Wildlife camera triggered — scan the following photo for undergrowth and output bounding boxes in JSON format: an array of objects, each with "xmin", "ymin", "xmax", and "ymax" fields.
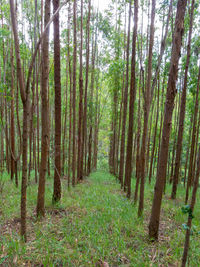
[{"xmin": 0, "ymin": 170, "xmax": 199, "ymax": 266}]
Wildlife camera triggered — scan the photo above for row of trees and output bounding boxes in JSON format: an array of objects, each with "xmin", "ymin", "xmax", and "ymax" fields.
[
  {"xmin": 0, "ymin": 0, "xmax": 200, "ymax": 265},
  {"xmin": 106, "ymin": 0, "xmax": 200, "ymax": 264},
  {"xmin": 1, "ymin": 0, "xmax": 102, "ymax": 241}
]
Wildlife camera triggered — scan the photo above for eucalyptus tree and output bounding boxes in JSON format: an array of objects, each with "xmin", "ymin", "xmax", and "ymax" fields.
[
  {"xmin": 124, "ymin": 0, "xmax": 138, "ymax": 198},
  {"xmin": 138, "ymin": 0, "xmax": 156, "ymax": 216},
  {"xmin": 10, "ymin": 0, "xmax": 32, "ymax": 241},
  {"xmin": 149, "ymin": 0, "xmax": 188, "ymax": 240},
  {"xmin": 171, "ymin": 0, "xmax": 195, "ymax": 199},
  {"xmin": 52, "ymin": 0, "xmax": 62, "ymax": 203},
  {"xmin": 118, "ymin": 0, "xmax": 131, "ymax": 187},
  {"xmin": 36, "ymin": 0, "xmax": 51, "ymax": 217}
]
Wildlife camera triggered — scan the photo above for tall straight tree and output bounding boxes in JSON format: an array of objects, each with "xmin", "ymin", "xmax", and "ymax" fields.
[
  {"xmin": 52, "ymin": 0, "xmax": 61, "ymax": 203},
  {"xmin": 87, "ymin": 24, "xmax": 97, "ymax": 176},
  {"xmin": 185, "ymin": 65, "xmax": 200, "ymax": 204},
  {"xmin": 77, "ymin": 0, "xmax": 83, "ymax": 181},
  {"xmin": 82, "ymin": 0, "xmax": 91, "ymax": 177},
  {"xmin": 10, "ymin": 0, "xmax": 30, "ymax": 241},
  {"xmin": 124, "ymin": 0, "xmax": 138, "ymax": 198},
  {"xmin": 10, "ymin": 42, "xmax": 17, "ymax": 185},
  {"xmin": 138, "ymin": 0, "xmax": 156, "ymax": 217},
  {"xmin": 181, "ymin": 145, "xmax": 200, "ymax": 267},
  {"xmin": 118, "ymin": 0, "xmax": 131, "ymax": 187},
  {"xmin": 149, "ymin": 0, "xmax": 187, "ymax": 240},
  {"xmin": 36, "ymin": 0, "xmax": 50, "ymax": 216},
  {"xmin": 72, "ymin": 0, "xmax": 77, "ymax": 186},
  {"xmin": 171, "ymin": 0, "xmax": 195, "ymax": 199}
]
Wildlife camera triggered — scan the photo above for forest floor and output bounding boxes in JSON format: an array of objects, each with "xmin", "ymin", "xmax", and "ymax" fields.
[{"xmin": 0, "ymin": 171, "xmax": 200, "ymax": 267}]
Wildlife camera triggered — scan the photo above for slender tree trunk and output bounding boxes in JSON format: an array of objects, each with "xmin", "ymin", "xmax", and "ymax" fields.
[
  {"xmin": 134, "ymin": 68, "xmax": 142, "ymax": 203},
  {"xmin": 77, "ymin": 0, "xmax": 83, "ymax": 181},
  {"xmin": 36, "ymin": 0, "xmax": 50, "ymax": 217},
  {"xmin": 181, "ymin": 145, "xmax": 200, "ymax": 267},
  {"xmin": 53, "ymin": 0, "xmax": 61, "ymax": 203},
  {"xmin": 169, "ymin": 94, "xmax": 179, "ymax": 184},
  {"xmin": 67, "ymin": 2, "xmax": 72, "ymax": 187},
  {"xmin": 149, "ymin": 79, "xmax": 160, "ymax": 184},
  {"xmin": 119, "ymin": 0, "xmax": 131, "ymax": 187},
  {"xmin": 10, "ymin": 0, "xmax": 30, "ymax": 241},
  {"xmin": 72, "ymin": 0, "xmax": 77, "ymax": 186},
  {"xmin": 138, "ymin": 0, "xmax": 156, "ymax": 217},
  {"xmin": 93, "ymin": 79, "xmax": 99, "ymax": 170},
  {"xmin": 125, "ymin": 0, "xmax": 138, "ymax": 199},
  {"xmin": 87, "ymin": 26, "xmax": 97, "ymax": 175},
  {"xmin": 149, "ymin": 0, "xmax": 187, "ymax": 240},
  {"xmin": 62, "ymin": 59, "xmax": 68, "ymax": 175},
  {"xmin": 185, "ymin": 65, "xmax": 200, "ymax": 204},
  {"xmin": 10, "ymin": 43, "xmax": 16, "ymax": 184},
  {"xmin": 171, "ymin": 0, "xmax": 195, "ymax": 199},
  {"xmin": 82, "ymin": 0, "xmax": 91, "ymax": 177}
]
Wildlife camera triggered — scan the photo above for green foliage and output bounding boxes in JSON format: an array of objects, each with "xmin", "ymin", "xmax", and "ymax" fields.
[
  {"xmin": 181, "ymin": 205, "xmax": 194, "ymax": 219},
  {"xmin": 0, "ymin": 27, "xmax": 10, "ymax": 39}
]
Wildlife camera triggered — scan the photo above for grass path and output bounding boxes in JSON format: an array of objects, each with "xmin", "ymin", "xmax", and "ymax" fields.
[{"xmin": 0, "ymin": 171, "xmax": 200, "ymax": 266}]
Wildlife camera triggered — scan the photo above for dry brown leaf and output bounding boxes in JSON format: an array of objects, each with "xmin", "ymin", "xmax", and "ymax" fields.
[{"xmin": 13, "ymin": 255, "xmax": 18, "ymax": 264}]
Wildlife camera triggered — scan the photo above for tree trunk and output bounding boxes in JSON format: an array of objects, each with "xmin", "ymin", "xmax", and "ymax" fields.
[
  {"xmin": 53, "ymin": 0, "xmax": 61, "ymax": 203},
  {"xmin": 125, "ymin": 0, "xmax": 138, "ymax": 199},
  {"xmin": 36, "ymin": 0, "xmax": 50, "ymax": 217},
  {"xmin": 77, "ymin": 0, "xmax": 83, "ymax": 181},
  {"xmin": 138, "ymin": 0, "xmax": 156, "ymax": 217},
  {"xmin": 149, "ymin": 0, "xmax": 187, "ymax": 240},
  {"xmin": 82, "ymin": 0, "xmax": 91, "ymax": 177},
  {"xmin": 10, "ymin": 0, "xmax": 30, "ymax": 241},
  {"xmin": 72, "ymin": 0, "xmax": 77, "ymax": 186},
  {"xmin": 171, "ymin": 0, "xmax": 195, "ymax": 199},
  {"xmin": 181, "ymin": 145, "xmax": 200, "ymax": 267},
  {"xmin": 185, "ymin": 65, "xmax": 200, "ymax": 204},
  {"xmin": 10, "ymin": 43, "xmax": 16, "ymax": 184},
  {"xmin": 118, "ymin": 0, "xmax": 131, "ymax": 187}
]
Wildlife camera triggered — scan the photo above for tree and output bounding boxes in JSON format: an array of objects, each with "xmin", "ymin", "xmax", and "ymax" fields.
[
  {"xmin": 181, "ymin": 145, "xmax": 200, "ymax": 267},
  {"xmin": 138, "ymin": 0, "xmax": 156, "ymax": 216},
  {"xmin": 36, "ymin": 0, "xmax": 50, "ymax": 217},
  {"xmin": 10, "ymin": 0, "xmax": 31, "ymax": 241},
  {"xmin": 118, "ymin": 0, "xmax": 131, "ymax": 188},
  {"xmin": 72, "ymin": 0, "xmax": 77, "ymax": 186},
  {"xmin": 149, "ymin": 0, "xmax": 187, "ymax": 240},
  {"xmin": 52, "ymin": 0, "xmax": 61, "ymax": 203},
  {"xmin": 171, "ymin": 0, "xmax": 195, "ymax": 199},
  {"xmin": 124, "ymin": 0, "xmax": 138, "ymax": 199}
]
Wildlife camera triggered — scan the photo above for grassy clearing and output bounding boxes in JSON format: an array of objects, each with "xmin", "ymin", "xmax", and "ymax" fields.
[{"xmin": 0, "ymin": 171, "xmax": 200, "ymax": 266}]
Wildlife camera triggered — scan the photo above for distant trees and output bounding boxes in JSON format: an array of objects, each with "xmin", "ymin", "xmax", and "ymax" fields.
[
  {"xmin": 2, "ymin": 0, "xmax": 200, "ymax": 264},
  {"xmin": 7, "ymin": 0, "xmax": 101, "ymax": 239}
]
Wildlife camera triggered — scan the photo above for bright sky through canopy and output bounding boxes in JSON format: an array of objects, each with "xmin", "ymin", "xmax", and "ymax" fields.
[{"xmin": 93, "ymin": 0, "xmax": 110, "ymax": 12}]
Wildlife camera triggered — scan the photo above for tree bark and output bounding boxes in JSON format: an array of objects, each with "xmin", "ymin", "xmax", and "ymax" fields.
[
  {"xmin": 181, "ymin": 145, "xmax": 200, "ymax": 267},
  {"xmin": 138, "ymin": 0, "xmax": 156, "ymax": 217},
  {"xmin": 171, "ymin": 0, "xmax": 195, "ymax": 199},
  {"xmin": 125, "ymin": 0, "xmax": 138, "ymax": 199},
  {"xmin": 72, "ymin": 0, "xmax": 77, "ymax": 186},
  {"xmin": 77, "ymin": 0, "xmax": 83, "ymax": 181},
  {"xmin": 36, "ymin": 0, "xmax": 50, "ymax": 217},
  {"xmin": 10, "ymin": 0, "xmax": 30, "ymax": 241},
  {"xmin": 149, "ymin": 0, "xmax": 187, "ymax": 240},
  {"xmin": 185, "ymin": 65, "xmax": 200, "ymax": 204},
  {"xmin": 118, "ymin": 0, "xmax": 131, "ymax": 187},
  {"xmin": 53, "ymin": 0, "xmax": 62, "ymax": 203}
]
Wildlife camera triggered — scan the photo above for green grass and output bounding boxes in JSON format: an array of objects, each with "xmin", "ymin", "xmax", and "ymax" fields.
[{"xmin": 0, "ymin": 171, "xmax": 200, "ymax": 266}]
